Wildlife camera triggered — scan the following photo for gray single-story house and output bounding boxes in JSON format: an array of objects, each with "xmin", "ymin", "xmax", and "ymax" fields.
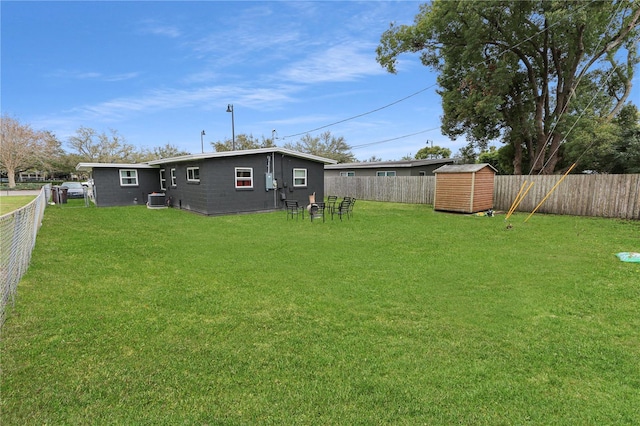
[
  {"xmin": 324, "ymin": 158, "xmax": 456, "ymax": 177},
  {"xmin": 77, "ymin": 147, "xmax": 337, "ymax": 216}
]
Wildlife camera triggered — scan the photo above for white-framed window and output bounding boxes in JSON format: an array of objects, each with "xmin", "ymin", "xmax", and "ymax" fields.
[
  {"xmin": 419, "ymin": 171, "xmax": 427, "ymax": 176},
  {"xmin": 340, "ymin": 171, "xmax": 355, "ymax": 177},
  {"xmin": 293, "ymin": 168, "xmax": 307, "ymax": 187},
  {"xmin": 376, "ymin": 171, "xmax": 396, "ymax": 177},
  {"xmin": 187, "ymin": 167, "xmax": 200, "ymax": 183},
  {"xmin": 119, "ymin": 169, "xmax": 138, "ymax": 186},
  {"xmin": 159, "ymin": 169, "xmax": 166, "ymax": 190},
  {"xmin": 170, "ymin": 168, "xmax": 177, "ymax": 187},
  {"xmin": 235, "ymin": 167, "xmax": 253, "ymax": 188}
]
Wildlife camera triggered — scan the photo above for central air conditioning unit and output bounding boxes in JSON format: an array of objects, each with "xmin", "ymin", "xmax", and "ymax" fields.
[{"xmin": 147, "ymin": 193, "xmax": 167, "ymax": 209}]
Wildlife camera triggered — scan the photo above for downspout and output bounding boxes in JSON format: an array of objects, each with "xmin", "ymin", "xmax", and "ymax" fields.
[{"xmin": 272, "ymin": 152, "xmax": 276, "ymax": 208}]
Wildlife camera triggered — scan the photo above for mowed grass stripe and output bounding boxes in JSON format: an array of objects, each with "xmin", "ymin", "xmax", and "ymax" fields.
[{"xmin": 2, "ymin": 201, "xmax": 639, "ymax": 424}]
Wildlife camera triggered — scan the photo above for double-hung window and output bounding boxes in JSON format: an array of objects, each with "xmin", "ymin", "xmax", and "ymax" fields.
[
  {"xmin": 376, "ymin": 171, "xmax": 396, "ymax": 177},
  {"xmin": 186, "ymin": 167, "xmax": 200, "ymax": 183},
  {"xmin": 235, "ymin": 167, "xmax": 253, "ymax": 188},
  {"xmin": 119, "ymin": 169, "xmax": 138, "ymax": 186},
  {"xmin": 159, "ymin": 169, "xmax": 166, "ymax": 190},
  {"xmin": 293, "ymin": 168, "xmax": 307, "ymax": 187},
  {"xmin": 170, "ymin": 168, "xmax": 177, "ymax": 187},
  {"xmin": 340, "ymin": 171, "xmax": 355, "ymax": 177}
]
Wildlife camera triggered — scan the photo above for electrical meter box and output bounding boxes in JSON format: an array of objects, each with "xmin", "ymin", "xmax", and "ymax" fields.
[{"xmin": 265, "ymin": 173, "xmax": 274, "ymax": 190}]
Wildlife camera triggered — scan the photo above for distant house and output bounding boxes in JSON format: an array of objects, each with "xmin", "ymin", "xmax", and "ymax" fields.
[
  {"xmin": 324, "ymin": 158, "xmax": 456, "ymax": 177},
  {"xmin": 76, "ymin": 147, "xmax": 337, "ymax": 216}
]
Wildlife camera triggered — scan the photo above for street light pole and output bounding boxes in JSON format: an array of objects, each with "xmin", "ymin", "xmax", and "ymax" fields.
[
  {"xmin": 226, "ymin": 104, "xmax": 235, "ymax": 150},
  {"xmin": 201, "ymin": 130, "xmax": 206, "ymax": 153}
]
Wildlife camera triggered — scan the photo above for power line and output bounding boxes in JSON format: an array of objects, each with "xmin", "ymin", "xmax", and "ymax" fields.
[
  {"xmin": 280, "ymin": 85, "xmax": 435, "ymax": 139},
  {"xmin": 281, "ymin": 0, "xmax": 598, "ymax": 157},
  {"xmin": 350, "ymin": 127, "xmax": 441, "ymax": 150},
  {"xmin": 528, "ymin": 0, "xmax": 625, "ymax": 175}
]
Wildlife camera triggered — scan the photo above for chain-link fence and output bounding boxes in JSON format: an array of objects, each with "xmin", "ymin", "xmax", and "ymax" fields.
[{"xmin": 0, "ymin": 186, "xmax": 47, "ymax": 329}]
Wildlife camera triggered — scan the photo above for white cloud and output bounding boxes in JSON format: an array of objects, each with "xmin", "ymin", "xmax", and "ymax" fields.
[
  {"xmin": 138, "ymin": 20, "xmax": 181, "ymax": 38},
  {"xmin": 280, "ymin": 42, "xmax": 385, "ymax": 84},
  {"xmin": 49, "ymin": 70, "xmax": 140, "ymax": 82},
  {"xmin": 48, "ymin": 83, "xmax": 298, "ymax": 125},
  {"xmin": 103, "ymin": 72, "xmax": 141, "ymax": 82}
]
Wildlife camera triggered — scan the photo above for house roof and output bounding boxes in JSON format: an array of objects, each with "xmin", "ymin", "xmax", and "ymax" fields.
[
  {"xmin": 76, "ymin": 162, "xmax": 156, "ymax": 172},
  {"xmin": 77, "ymin": 147, "xmax": 337, "ymax": 171},
  {"xmin": 433, "ymin": 163, "xmax": 498, "ymax": 174},
  {"xmin": 146, "ymin": 147, "xmax": 337, "ymax": 166},
  {"xmin": 325, "ymin": 158, "xmax": 455, "ymax": 170}
]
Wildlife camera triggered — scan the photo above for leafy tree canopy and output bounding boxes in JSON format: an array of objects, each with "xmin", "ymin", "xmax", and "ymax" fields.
[
  {"xmin": 0, "ymin": 115, "xmax": 61, "ymax": 187},
  {"xmin": 135, "ymin": 143, "xmax": 190, "ymax": 162},
  {"xmin": 415, "ymin": 144, "xmax": 451, "ymax": 159},
  {"xmin": 377, "ymin": 0, "xmax": 640, "ymax": 174},
  {"xmin": 477, "ymin": 146, "xmax": 513, "ymax": 175},
  {"xmin": 67, "ymin": 126, "xmax": 138, "ymax": 163},
  {"xmin": 212, "ymin": 134, "xmax": 275, "ymax": 152},
  {"xmin": 283, "ymin": 131, "xmax": 356, "ymax": 163},
  {"xmin": 562, "ymin": 103, "xmax": 640, "ymax": 173}
]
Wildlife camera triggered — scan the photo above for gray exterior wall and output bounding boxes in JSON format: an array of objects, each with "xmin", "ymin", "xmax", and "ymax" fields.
[
  {"xmin": 277, "ymin": 153, "xmax": 325, "ymax": 208},
  {"xmin": 92, "ymin": 167, "xmax": 160, "ymax": 207},
  {"xmin": 90, "ymin": 153, "xmax": 326, "ymax": 215}
]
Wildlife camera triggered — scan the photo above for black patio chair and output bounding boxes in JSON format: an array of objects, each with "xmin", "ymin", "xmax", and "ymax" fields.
[
  {"xmin": 347, "ymin": 198, "xmax": 356, "ymax": 218},
  {"xmin": 285, "ymin": 200, "xmax": 304, "ymax": 220},
  {"xmin": 326, "ymin": 195, "xmax": 338, "ymax": 215},
  {"xmin": 332, "ymin": 199, "xmax": 351, "ymax": 221},
  {"xmin": 310, "ymin": 202, "xmax": 326, "ymax": 222}
]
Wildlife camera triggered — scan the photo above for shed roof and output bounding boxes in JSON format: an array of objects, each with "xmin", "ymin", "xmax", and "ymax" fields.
[
  {"xmin": 325, "ymin": 158, "xmax": 455, "ymax": 170},
  {"xmin": 433, "ymin": 163, "xmax": 497, "ymax": 174},
  {"xmin": 77, "ymin": 147, "xmax": 337, "ymax": 172}
]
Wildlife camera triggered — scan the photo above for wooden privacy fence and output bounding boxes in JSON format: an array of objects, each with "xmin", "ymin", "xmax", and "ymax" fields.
[
  {"xmin": 494, "ymin": 174, "xmax": 640, "ymax": 219},
  {"xmin": 325, "ymin": 174, "xmax": 640, "ymax": 220},
  {"xmin": 325, "ymin": 176, "xmax": 436, "ymax": 205}
]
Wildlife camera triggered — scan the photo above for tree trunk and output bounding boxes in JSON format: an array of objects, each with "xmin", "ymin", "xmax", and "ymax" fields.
[
  {"xmin": 530, "ymin": 131, "xmax": 548, "ymax": 175},
  {"xmin": 7, "ymin": 168, "xmax": 16, "ymax": 188},
  {"xmin": 542, "ymin": 132, "xmax": 563, "ymax": 174},
  {"xmin": 513, "ymin": 140, "xmax": 522, "ymax": 175}
]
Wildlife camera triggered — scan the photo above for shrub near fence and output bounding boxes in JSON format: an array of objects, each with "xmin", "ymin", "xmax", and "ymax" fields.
[
  {"xmin": 325, "ymin": 174, "xmax": 640, "ymax": 220},
  {"xmin": 0, "ymin": 187, "xmax": 47, "ymax": 328}
]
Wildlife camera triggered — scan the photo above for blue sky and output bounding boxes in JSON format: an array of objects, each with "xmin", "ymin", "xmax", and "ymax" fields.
[
  {"xmin": 2, "ymin": 1, "xmax": 451, "ymax": 161},
  {"xmin": 3, "ymin": 2, "xmax": 637, "ymax": 162}
]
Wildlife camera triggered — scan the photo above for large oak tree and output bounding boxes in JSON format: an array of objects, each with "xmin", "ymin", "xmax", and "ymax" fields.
[
  {"xmin": 67, "ymin": 126, "xmax": 137, "ymax": 163},
  {"xmin": 283, "ymin": 131, "xmax": 355, "ymax": 163},
  {"xmin": 0, "ymin": 116, "xmax": 60, "ymax": 188},
  {"xmin": 377, "ymin": 0, "xmax": 640, "ymax": 174}
]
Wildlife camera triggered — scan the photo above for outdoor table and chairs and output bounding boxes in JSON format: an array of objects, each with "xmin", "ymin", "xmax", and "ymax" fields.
[{"xmin": 285, "ymin": 195, "xmax": 355, "ymax": 222}]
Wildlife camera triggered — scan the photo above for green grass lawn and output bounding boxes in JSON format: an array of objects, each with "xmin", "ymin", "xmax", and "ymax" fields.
[
  {"xmin": 0, "ymin": 196, "xmax": 37, "ymax": 215},
  {"xmin": 2, "ymin": 202, "xmax": 639, "ymax": 424}
]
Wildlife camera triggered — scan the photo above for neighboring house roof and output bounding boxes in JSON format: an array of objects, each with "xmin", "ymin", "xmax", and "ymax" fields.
[
  {"xmin": 77, "ymin": 147, "xmax": 337, "ymax": 172},
  {"xmin": 433, "ymin": 163, "xmax": 498, "ymax": 173},
  {"xmin": 325, "ymin": 158, "xmax": 455, "ymax": 170}
]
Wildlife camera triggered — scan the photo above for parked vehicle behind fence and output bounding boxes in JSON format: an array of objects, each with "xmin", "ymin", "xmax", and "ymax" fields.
[{"xmin": 60, "ymin": 182, "xmax": 85, "ymax": 198}]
